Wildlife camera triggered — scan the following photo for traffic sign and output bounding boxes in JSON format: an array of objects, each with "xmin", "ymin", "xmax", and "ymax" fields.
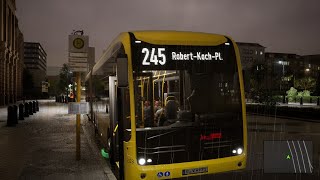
[
  {"xmin": 69, "ymin": 62, "xmax": 88, "ymax": 68},
  {"xmin": 69, "ymin": 67, "xmax": 88, "ymax": 72},
  {"xmin": 69, "ymin": 35, "xmax": 89, "ymax": 53},
  {"xmin": 68, "ymin": 102, "xmax": 89, "ymax": 114},
  {"xmin": 69, "ymin": 52, "xmax": 88, "ymax": 58},
  {"xmin": 69, "ymin": 57, "xmax": 88, "ymax": 63}
]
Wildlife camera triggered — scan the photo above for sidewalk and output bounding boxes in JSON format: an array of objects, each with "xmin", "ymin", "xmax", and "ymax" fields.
[
  {"xmin": 246, "ymin": 102, "xmax": 320, "ymax": 109},
  {"xmin": 0, "ymin": 100, "xmax": 114, "ymax": 180}
]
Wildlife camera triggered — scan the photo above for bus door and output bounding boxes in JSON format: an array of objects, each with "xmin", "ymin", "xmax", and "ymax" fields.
[
  {"xmin": 108, "ymin": 76, "xmax": 119, "ymax": 166},
  {"xmin": 134, "ymin": 72, "xmax": 154, "ymax": 128}
]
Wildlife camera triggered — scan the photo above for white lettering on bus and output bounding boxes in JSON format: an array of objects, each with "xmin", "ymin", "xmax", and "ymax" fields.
[
  {"xmin": 172, "ymin": 52, "xmax": 223, "ymax": 61},
  {"xmin": 172, "ymin": 52, "xmax": 194, "ymax": 60}
]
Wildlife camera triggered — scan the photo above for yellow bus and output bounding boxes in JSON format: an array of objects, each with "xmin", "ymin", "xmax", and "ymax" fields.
[{"xmin": 86, "ymin": 31, "xmax": 247, "ymax": 180}]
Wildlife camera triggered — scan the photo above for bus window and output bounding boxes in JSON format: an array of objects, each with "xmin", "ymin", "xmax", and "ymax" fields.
[{"xmin": 134, "ymin": 73, "xmax": 154, "ymax": 128}]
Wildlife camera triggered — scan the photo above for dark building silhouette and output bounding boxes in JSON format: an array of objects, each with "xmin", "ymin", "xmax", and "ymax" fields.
[
  {"xmin": 24, "ymin": 42, "xmax": 47, "ymax": 98},
  {"xmin": 0, "ymin": 0, "xmax": 24, "ymax": 105},
  {"xmin": 237, "ymin": 42, "xmax": 266, "ymax": 94}
]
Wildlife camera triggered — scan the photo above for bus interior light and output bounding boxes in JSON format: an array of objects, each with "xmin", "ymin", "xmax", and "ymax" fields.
[{"xmin": 138, "ymin": 158, "xmax": 146, "ymax": 165}]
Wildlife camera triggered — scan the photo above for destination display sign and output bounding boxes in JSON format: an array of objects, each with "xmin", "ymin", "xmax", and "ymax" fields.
[{"xmin": 130, "ymin": 35, "xmax": 235, "ymax": 71}]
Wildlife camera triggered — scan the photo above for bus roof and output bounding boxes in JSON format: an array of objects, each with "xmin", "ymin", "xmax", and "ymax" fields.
[{"xmin": 130, "ymin": 31, "xmax": 230, "ymax": 46}]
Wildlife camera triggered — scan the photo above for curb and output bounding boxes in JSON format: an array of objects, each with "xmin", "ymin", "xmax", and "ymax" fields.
[{"xmin": 82, "ymin": 116, "xmax": 117, "ymax": 180}]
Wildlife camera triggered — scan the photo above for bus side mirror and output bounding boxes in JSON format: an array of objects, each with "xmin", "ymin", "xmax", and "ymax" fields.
[{"xmin": 117, "ymin": 55, "xmax": 128, "ymax": 87}]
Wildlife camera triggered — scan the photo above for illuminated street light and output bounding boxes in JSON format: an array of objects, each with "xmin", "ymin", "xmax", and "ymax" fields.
[
  {"xmin": 305, "ymin": 68, "xmax": 310, "ymax": 72},
  {"xmin": 278, "ymin": 61, "xmax": 283, "ymax": 64}
]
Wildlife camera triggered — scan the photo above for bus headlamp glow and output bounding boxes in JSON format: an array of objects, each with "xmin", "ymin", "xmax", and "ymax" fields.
[
  {"xmin": 232, "ymin": 148, "xmax": 243, "ymax": 155},
  {"xmin": 138, "ymin": 158, "xmax": 146, "ymax": 165},
  {"xmin": 237, "ymin": 148, "xmax": 243, "ymax": 155}
]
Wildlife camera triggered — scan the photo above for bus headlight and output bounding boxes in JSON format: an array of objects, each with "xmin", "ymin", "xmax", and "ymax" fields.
[
  {"xmin": 138, "ymin": 158, "xmax": 146, "ymax": 165},
  {"xmin": 232, "ymin": 148, "xmax": 243, "ymax": 155},
  {"xmin": 147, "ymin": 158, "xmax": 152, "ymax": 163}
]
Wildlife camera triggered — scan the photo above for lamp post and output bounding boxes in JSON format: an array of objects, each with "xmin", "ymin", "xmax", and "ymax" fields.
[{"xmin": 278, "ymin": 60, "xmax": 285, "ymax": 91}]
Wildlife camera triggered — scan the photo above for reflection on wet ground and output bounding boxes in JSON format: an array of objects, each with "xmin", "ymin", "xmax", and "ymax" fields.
[{"xmin": 175, "ymin": 114, "xmax": 320, "ymax": 180}]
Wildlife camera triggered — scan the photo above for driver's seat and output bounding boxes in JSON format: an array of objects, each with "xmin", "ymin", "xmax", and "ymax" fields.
[{"xmin": 165, "ymin": 100, "xmax": 178, "ymax": 120}]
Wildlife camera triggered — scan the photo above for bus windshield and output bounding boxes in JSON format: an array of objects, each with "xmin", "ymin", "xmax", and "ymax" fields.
[{"xmin": 131, "ymin": 36, "xmax": 244, "ymax": 165}]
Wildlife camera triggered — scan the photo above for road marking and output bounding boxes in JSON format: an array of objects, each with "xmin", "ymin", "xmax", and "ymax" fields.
[
  {"xmin": 303, "ymin": 140, "xmax": 313, "ymax": 173},
  {"xmin": 286, "ymin": 140, "xmax": 297, "ymax": 173},
  {"xmin": 292, "ymin": 141, "xmax": 301, "ymax": 173},
  {"xmin": 297, "ymin": 141, "xmax": 307, "ymax": 173}
]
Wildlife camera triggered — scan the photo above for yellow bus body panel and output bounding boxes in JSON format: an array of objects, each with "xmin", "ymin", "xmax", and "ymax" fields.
[{"xmin": 124, "ymin": 141, "xmax": 246, "ymax": 180}]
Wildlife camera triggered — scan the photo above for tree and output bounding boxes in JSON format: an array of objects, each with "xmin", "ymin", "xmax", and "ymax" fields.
[
  {"xmin": 58, "ymin": 64, "xmax": 73, "ymax": 95},
  {"xmin": 248, "ymin": 63, "xmax": 270, "ymax": 102},
  {"xmin": 294, "ymin": 77, "xmax": 316, "ymax": 91},
  {"xmin": 314, "ymin": 73, "xmax": 320, "ymax": 95}
]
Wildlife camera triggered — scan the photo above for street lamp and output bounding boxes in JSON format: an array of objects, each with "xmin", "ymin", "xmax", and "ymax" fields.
[{"xmin": 278, "ymin": 60, "xmax": 285, "ymax": 91}]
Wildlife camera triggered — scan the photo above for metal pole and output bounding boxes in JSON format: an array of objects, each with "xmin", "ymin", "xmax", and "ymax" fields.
[
  {"xmin": 89, "ymin": 71, "xmax": 93, "ymax": 121},
  {"xmin": 76, "ymin": 72, "xmax": 81, "ymax": 160}
]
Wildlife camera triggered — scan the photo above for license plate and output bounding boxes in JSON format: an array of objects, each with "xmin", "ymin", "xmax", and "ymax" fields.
[{"xmin": 182, "ymin": 167, "xmax": 208, "ymax": 175}]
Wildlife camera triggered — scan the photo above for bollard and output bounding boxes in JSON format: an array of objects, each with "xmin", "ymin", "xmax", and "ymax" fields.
[
  {"xmin": 13, "ymin": 105, "xmax": 18, "ymax": 124},
  {"xmin": 33, "ymin": 101, "xmax": 36, "ymax": 113},
  {"xmin": 282, "ymin": 95, "xmax": 286, "ymax": 104},
  {"xmin": 7, "ymin": 106, "xmax": 15, "ymax": 127},
  {"xmin": 29, "ymin": 102, "xmax": 33, "ymax": 115},
  {"xmin": 317, "ymin": 97, "xmax": 320, "ymax": 106},
  {"xmin": 55, "ymin": 96, "xmax": 58, "ymax": 102},
  {"xmin": 36, "ymin": 101, "xmax": 39, "ymax": 111},
  {"xmin": 310, "ymin": 97, "xmax": 312, "ymax": 103},
  {"xmin": 19, "ymin": 104, "xmax": 24, "ymax": 120},
  {"xmin": 300, "ymin": 97, "xmax": 303, "ymax": 105},
  {"xmin": 285, "ymin": 97, "xmax": 288, "ymax": 104},
  {"xmin": 24, "ymin": 103, "xmax": 29, "ymax": 117}
]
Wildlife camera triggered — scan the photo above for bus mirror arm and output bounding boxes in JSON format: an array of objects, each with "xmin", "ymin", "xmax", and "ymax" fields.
[{"xmin": 117, "ymin": 55, "xmax": 128, "ymax": 87}]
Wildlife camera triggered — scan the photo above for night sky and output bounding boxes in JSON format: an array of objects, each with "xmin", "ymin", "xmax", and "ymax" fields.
[{"xmin": 16, "ymin": 0, "xmax": 320, "ymax": 67}]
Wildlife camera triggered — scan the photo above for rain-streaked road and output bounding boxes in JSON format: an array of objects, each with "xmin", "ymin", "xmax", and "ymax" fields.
[{"xmin": 178, "ymin": 114, "xmax": 320, "ymax": 180}]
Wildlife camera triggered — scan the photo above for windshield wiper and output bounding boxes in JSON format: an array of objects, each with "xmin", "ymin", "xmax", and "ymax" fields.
[{"xmin": 147, "ymin": 129, "xmax": 179, "ymax": 140}]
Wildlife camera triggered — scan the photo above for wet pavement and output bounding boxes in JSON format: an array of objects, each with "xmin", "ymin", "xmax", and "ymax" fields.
[
  {"xmin": 1, "ymin": 100, "xmax": 320, "ymax": 180},
  {"xmin": 0, "ymin": 100, "xmax": 114, "ymax": 180}
]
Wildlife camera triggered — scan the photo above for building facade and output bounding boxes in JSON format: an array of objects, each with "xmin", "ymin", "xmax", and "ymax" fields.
[
  {"xmin": 302, "ymin": 54, "xmax": 320, "ymax": 78},
  {"xmin": 0, "ymin": 0, "xmax": 24, "ymax": 105},
  {"xmin": 237, "ymin": 42, "xmax": 266, "ymax": 70},
  {"xmin": 24, "ymin": 42, "xmax": 47, "ymax": 98},
  {"xmin": 236, "ymin": 42, "xmax": 266, "ymax": 93}
]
